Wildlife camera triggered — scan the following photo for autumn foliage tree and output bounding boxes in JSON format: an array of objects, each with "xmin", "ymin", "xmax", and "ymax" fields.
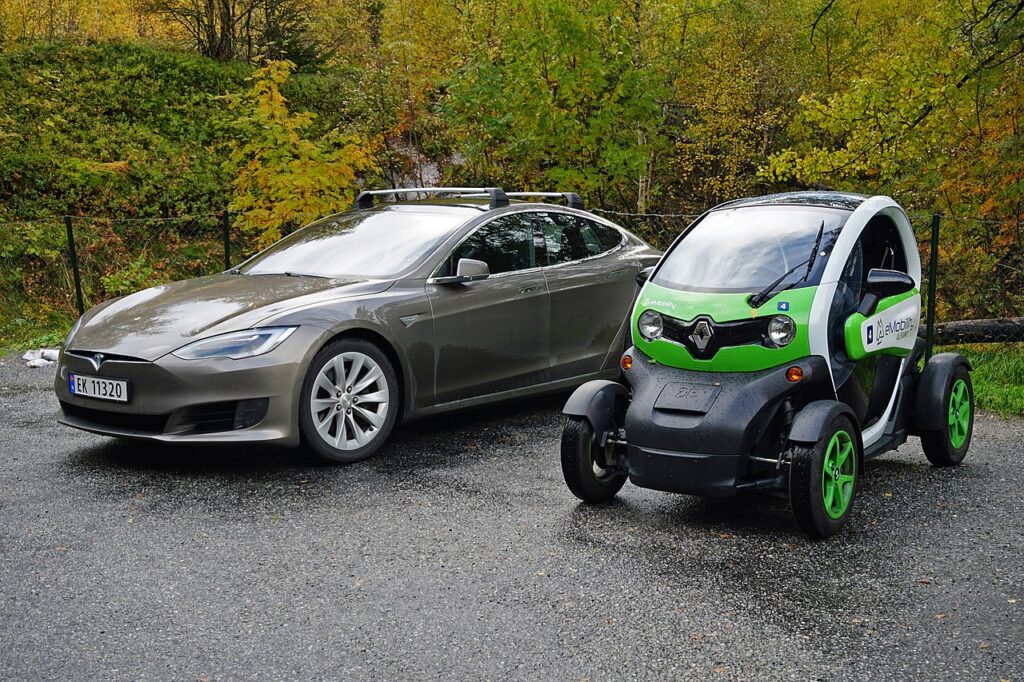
[{"xmin": 226, "ymin": 60, "xmax": 375, "ymax": 247}]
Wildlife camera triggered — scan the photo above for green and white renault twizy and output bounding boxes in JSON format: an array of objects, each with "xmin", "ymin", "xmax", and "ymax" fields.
[{"xmin": 560, "ymin": 192, "xmax": 973, "ymax": 538}]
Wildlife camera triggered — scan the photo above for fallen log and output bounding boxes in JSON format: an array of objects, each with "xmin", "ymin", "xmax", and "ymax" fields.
[{"xmin": 931, "ymin": 317, "xmax": 1024, "ymax": 345}]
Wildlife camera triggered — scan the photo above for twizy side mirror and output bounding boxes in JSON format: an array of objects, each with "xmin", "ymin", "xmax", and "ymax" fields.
[
  {"xmin": 636, "ymin": 266, "xmax": 655, "ymax": 286},
  {"xmin": 433, "ymin": 258, "xmax": 490, "ymax": 285},
  {"xmin": 858, "ymin": 268, "xmax": 915, "ymax": 316}
]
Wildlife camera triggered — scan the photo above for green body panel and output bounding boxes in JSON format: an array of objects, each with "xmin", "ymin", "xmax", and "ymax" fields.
[
  {"xmin": 631, "ymin": 282, "xmax": 816, "ymax": 372},
  {"xmin": 842, "ymin": 289, "xmax": 919, "ymax": 360}
]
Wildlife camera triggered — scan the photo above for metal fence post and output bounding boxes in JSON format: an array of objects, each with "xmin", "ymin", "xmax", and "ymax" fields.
[
  {"xmin": 64, "ymin": 215, "xmax": 85, "ymax": 315},
  {"xmin": 925, "ymin": 213, "xmax": 941, "ymax": 360},
  {"xmin": 222, "ymin": 209, "xmax": 231, "ymax": 270}
]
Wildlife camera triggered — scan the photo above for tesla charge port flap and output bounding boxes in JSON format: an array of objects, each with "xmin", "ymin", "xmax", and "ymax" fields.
[{"xmin": 654, "ymin": 382, "xmax": 721, "ymax": 414}]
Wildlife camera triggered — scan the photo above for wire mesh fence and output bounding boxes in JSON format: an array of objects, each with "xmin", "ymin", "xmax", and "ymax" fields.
[
  {"xmin": 0, "ymin": 204, "xmax": 1021, "ymax": 348},
  {"xmin": 0, "ymin": 212, "xmax": 261, "ymax": 340}
]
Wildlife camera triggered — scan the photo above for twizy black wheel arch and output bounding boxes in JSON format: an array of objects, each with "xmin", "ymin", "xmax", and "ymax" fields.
[
  {"xmin": 562, "ymin": 379, "xmax": 629, "ymax": 445},
  {"xmin": 788, "ymin": 400, "xmax": 863, "ymax": 455},
  {"xmin": 913, "ymin": 352, "xmax": 973, "ymax": 433}
]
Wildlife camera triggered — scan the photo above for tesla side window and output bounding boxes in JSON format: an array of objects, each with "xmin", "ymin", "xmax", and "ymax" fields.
[
  {"xmin": 539, "ymin": 213, "xmax": 621, "ymax": 265},
  {"xmin": 438, "ymin": 213, "xmax": 536, "ymax": 276}
]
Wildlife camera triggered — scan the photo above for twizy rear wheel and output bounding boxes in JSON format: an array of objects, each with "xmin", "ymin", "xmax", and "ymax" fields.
[
  {"xmin": 560, "ymin": 417, "xmax": 627, "ymax": 503},
  {"xmin": 788, "ymin": 415, "xmax": 860, "ymax": 539},
  {"xmin": 921, "ymin": 365, "xmax": 973, "ymax": 467}
]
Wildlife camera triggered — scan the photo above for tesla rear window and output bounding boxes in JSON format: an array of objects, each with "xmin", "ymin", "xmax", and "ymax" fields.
[{"xmin": 239, "ymin": 210, "xmax": 467, "ymax": 278}]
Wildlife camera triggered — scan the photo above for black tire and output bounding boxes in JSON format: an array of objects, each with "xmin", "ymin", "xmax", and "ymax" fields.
[
  {"xmin": 298, "ymin": 338, "xmax": 400, "ymax": 464},
  {"xmin": 788, "ymin": 415, "xmax": 860, "ymax": 540},
  {"xmin": 921, "ymin": 364, "xmax": 973, "ymax": 467},
  {"xmin": 560, "ymin": 417, "xmax": 627, "ymax": 503}
]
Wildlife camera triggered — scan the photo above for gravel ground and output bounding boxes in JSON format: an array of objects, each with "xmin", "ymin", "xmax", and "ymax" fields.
[{"xmin": 1, "ymin": 355, "xmax": 1021, "ymax": 680}]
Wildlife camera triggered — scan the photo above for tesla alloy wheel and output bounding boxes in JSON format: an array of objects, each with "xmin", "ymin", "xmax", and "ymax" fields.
[{"xmin": 299, "ymin": 338, "xmax": 399, "ymax": 463}]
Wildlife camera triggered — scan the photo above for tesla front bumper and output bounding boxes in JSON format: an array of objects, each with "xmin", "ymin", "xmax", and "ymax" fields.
[
  {"xmin": 623, "ymin": 349, "xmax": 832, "ymax": 496},
  {"xmin": 54, "ymin": 326, "xmax": 324, "ymax": 445}
]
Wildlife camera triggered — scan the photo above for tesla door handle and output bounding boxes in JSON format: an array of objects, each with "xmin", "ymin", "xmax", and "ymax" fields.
[
  {"xmin": 605, "ymin": 268, "xmax": 628, "ymax": 279},
  {"xmin": 519, "ymin": 286, "xmax": 539, "ymax": 295}
]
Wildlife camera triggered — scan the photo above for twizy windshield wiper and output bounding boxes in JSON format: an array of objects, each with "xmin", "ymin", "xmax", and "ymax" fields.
[{"xmin": 747, "ymin": 220, "xmax": 825, "ymax": 309}]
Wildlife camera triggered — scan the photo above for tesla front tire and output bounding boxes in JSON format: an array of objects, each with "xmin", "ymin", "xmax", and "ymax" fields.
[{"xmin": 299, "ymin": 338, "xmax": 399, "ymax": 464}]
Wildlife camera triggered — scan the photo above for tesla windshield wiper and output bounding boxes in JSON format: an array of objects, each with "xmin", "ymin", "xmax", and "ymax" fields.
[{"xmin": 747, "ymin": 220, "xmax": 825, "ymax": 309}]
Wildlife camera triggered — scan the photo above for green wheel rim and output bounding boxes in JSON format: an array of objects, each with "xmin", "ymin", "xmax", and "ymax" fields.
[
  {"xmin": 822, "ymin": 430, "xmax": 856, "ymax": 520},
  {"xmin": 948, "ymin": 378, "xmax": 970, "ymax": 449}
]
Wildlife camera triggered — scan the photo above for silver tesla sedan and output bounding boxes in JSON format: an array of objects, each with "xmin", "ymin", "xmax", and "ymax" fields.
[{"xmin": 55, "ymin": 188, "xmax": 662, "ymax": 462}]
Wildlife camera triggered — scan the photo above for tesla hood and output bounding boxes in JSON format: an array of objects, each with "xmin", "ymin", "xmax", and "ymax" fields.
[{"xmin": 68, "ymin": 273, "xmax": 390, "ymax": 361}]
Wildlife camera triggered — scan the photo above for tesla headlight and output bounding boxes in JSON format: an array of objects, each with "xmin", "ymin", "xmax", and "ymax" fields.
[
  {"xmin": 64, "ymin": 316, "xmax": 83, "ymax": 348},
  {"xmin": 638, "ymin": 310, "xmax": 664, "ymax": 341},
  {"xmin": 767, "ymin": 315, "xmax": 796, "ymax": 347},
  {"xmin": 172, "ymin": 327, "xmax": 298, "ymax": 360}
]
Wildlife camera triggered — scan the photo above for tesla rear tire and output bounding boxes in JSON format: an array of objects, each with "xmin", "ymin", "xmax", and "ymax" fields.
[
  {"xmin": 560, "ymin": 417, "xmax": 627, "ymax": 503},
  {"xmin": 299, "ymin": 338, "xmax": 399, "ymax": 464}
]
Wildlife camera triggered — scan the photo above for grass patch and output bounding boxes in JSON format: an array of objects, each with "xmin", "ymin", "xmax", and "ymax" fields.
[
  {"xmin": 942, "ymin": 344, "xmax": 1024, "ymax": 416},
  {"xmin": 0, "ymin": 307, "xmax": 74, "ymax": 355}
]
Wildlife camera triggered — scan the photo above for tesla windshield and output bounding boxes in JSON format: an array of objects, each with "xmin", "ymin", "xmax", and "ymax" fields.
[
  {"xmin": 239, "ymin": 209, "xmax": 468, "ymax": 278},
  {"xmin": 652, "ymin": 206, "xmax": 848, "ymax": 294}
]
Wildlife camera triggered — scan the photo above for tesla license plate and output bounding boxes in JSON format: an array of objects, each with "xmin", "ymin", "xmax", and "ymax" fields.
[
  {"xmin": 654, "ymin": 382, "xmax": 720, "ymax": 413},
  {"xmin": 68, "ymin": 373, "xmax": 129, "ymax": 403}
]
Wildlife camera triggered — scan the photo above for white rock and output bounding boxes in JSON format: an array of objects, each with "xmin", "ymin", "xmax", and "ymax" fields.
[
  {"xmin": 40, "ymin": 348, "xmax": 60, "ymax": 361},
  {"xmin": 26, "ymin": 358, "xmax": 54, "ymax": 368},
  {"xmin": 21, "ymin": 350, "xmax": 42, "ymax": 361}
]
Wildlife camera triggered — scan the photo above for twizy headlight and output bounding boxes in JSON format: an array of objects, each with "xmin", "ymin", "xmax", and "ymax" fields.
[
  {"xmin": 172, "ymin": 327, "xmax": 297, "ymax": 360},
  {"xmin": 638, "ymin": 310, "xmax": 664, "ymax": 341},
  {"xmin": 767, "ymin": 315, "xmax": 796, "ymax": 347}
]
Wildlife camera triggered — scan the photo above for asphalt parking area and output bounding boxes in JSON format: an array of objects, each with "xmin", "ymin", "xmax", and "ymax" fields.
[{"xmin": 1, "ymin": 355, "xmax": 1021, "ymax": 680}]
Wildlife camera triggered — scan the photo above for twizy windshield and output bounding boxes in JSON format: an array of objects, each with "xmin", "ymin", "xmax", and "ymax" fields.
[
  {"xmin": 653, "ymin": 205, "xmax": 849, "ymax": 294},
  {"xmin": 239, "ymin": 209, "xmax": 467, "ymax": 278}
]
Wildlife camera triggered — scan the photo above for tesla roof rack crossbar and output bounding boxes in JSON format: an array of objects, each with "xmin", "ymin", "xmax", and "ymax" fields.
[
  {"xmin": 463, "ymin": 191, "xmax": 584, "ymax": 210},
  {"xmin": 354, "ymin": 187, "xmax": 510, "ymax": 210}
]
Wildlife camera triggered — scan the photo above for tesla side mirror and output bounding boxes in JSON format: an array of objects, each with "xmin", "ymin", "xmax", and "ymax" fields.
[
  {"xmin": 858, "ymin": 268, "xmax": 915, "ymax": 316},
  {"xmin": 433, "ymin": 258, "xmax": 490, "ymax": 285},
  {"xmin": 636, "ymin": 266, "xmax": 655, "ymax": 286}
]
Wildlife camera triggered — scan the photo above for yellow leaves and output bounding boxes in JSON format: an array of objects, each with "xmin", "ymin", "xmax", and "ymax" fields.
[{"xmin": 226, "ymin": 60, "xmax": 377, "ymax": 249}]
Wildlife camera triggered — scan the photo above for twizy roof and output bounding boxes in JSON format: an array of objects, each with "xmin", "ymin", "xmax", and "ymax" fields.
[{"xmin": 712, "ymin": 191, "xmax": 868, "ymax": 212}]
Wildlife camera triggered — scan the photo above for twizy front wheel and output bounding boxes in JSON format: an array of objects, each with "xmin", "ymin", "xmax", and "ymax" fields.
[
  {"xmin": 788, "ymin": 415, "xmax": 860, "ymax": 539},
  {"xmin": 560, "ymin": 417, "xmax": 627, "ymax": 503}
]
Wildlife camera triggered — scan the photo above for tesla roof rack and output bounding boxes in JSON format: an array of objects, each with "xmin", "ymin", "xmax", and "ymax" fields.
[
  {"xmin": 353, "ymin": 187, "xmax": 585, "ymax": 211},
  {"xmin": 465, "ymin": 191, "xmax": 584, "ymax": 210},
  {"xmin": 354, "ymin": 187, "xmax": 510, "ymax": 210}
]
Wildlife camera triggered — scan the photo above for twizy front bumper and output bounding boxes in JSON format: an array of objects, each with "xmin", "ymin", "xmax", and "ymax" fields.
[{"xmin": 622, "ymin": 349, "xmax": 833, "ymax": 496}]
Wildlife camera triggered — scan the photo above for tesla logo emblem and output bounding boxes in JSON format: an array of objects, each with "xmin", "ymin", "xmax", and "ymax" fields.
[
  {"xmin": 690, "ymin": 320, "xmax": 713, "ymax": 351},
  {"xmin": 88, "ymin": 353, "xmax": 105, "ymax": 371}
]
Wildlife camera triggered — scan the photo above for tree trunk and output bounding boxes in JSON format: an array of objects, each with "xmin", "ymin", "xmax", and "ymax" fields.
[{"xmin": 932, "ymin": 317, "xmax": 1024, "ymax": 344}]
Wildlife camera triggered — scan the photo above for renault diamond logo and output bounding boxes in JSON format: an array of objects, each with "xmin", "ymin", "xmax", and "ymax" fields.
[
  {"xmin": 690, "ymin": 320, "xmax": 713, "ymax": 351},
  {"xmin": 88, "ymin": 353, "xmax": 105, "ymax": 371}
]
